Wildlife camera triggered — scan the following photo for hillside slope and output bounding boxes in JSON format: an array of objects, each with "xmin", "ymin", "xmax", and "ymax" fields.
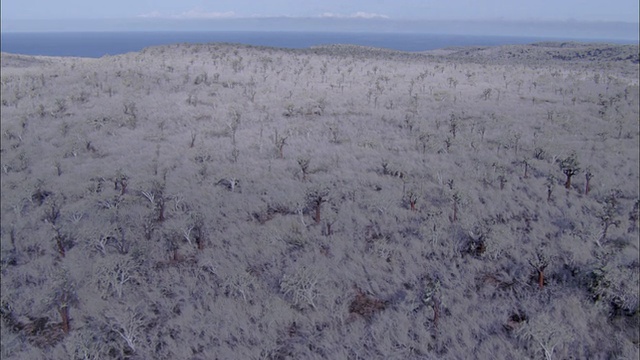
[{"xmin": 1, "ymin": 42, "xmax": 639, "ymax": 359}]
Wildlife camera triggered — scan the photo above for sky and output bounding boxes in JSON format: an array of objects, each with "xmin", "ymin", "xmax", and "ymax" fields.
[
  {"xmin": 1, "ymin": 0, "xmax": 638, "ymax": 39},
  {"xmin": 2, "ymin": 0, "xmax": 638, "ymax": 22}
]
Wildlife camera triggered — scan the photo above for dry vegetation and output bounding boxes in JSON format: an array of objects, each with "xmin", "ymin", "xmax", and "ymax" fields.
[{"xmin": 1, "ymin": 41, "xmax": 639, "ymax": 359}]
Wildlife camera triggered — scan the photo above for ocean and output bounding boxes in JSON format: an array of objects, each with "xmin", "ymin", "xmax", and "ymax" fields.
[{"xmin": 0, "ymin": 31, "xmax": 605, "ymax": 58}]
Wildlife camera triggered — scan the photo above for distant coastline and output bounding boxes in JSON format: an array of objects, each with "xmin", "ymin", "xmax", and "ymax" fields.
[{"xmin": 1, "ymin": 31, "xmax": 634, "ymax": 58}]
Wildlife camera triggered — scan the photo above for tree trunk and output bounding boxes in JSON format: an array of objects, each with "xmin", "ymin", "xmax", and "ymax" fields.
[
  {"xmin": 157, "ymin": 199, "xmax": 165, "ymax": 222},
  {"xmin": 314, "ymin": 203, "xmax": 321, "ymax": 223},
  {"xmin": 325, "ymin": 223, "xmax": 332, "ymax": 236},
  {"xmin": 58, "ymin": 306, "xmax": 70, "ymax": 334},
  {"xmin": 601, "ymin": 223, "xmax": 610, "ymax": 243},
  {"xmin": 55, "ymin": 235, "xmax": 65, "ymax": 258},
  {"xmin": 585, "ymin": 177, "xmax": 591, "ymax": 195},
  {"xmin": 452, "ymin": 202, "xmax": 458, "ymax": 222},
  {"xmin": 537, "ymin": 270, "xmax": 544, "ymax": 289},
  {"xmin": 564, "ymin": 175, "xmax": 572, "ymax": 189},
  {"xmin": 433, "ymin": 300, "xmax": 440, "ymax": 329}
]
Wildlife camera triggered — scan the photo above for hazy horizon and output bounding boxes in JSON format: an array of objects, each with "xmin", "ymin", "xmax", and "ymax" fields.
[
  {"xmin": 1, "ymin": 18, "xmax": 638, "ymax": 42},
  {"xmin": 2, "ymin": 0, "xmax": 638, "ymax": 21},
  {"xmin": 2, "ymin": 0, "xmax": 639, "ymax": 40}
]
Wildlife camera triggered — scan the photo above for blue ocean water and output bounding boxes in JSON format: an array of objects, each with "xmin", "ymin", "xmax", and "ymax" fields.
[{"xmin": 0, "ymin": 31, "xmax": 575, "ymax": 58}]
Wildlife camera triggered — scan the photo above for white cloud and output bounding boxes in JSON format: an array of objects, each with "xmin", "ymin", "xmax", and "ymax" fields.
[
  {"xmin": 352, "ymin": 12, "xmax": 390, "ymax": 19},
  {"xmin": 137, "ymin": 11, "xmax": 163, "ymax": 18},
  {"xmin": 137, "ymin": 10, "xmax": 236, "ymax": 19},
  {"xmin": 319, "ymin": 12, "xmax": 390, "ymax": 19},
  {"xmin": 176, "ymin": 10, "xmax": 236, "ymax": 19},
  {"xmin": 139, "ymin": 10, "xmax": 389, "ymax": 20}
]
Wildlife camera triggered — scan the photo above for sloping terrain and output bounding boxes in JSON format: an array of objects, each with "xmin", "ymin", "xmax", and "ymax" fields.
[
  {"xmin": 1, "ymin": 42, "xmax": 639, "ymax": 359},
  {"xmin": 435, "ymin": 42, "xmax": 639, "ymax": 65}
]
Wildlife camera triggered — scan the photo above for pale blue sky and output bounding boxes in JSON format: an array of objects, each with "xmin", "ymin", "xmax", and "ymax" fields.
[
  {"xmin": 1, "ymin": 0, "xmax": 638, "ymax": 40},
  {"xmin": 2, "ymin": 0, "xmax": 638, "ymax": 22}
]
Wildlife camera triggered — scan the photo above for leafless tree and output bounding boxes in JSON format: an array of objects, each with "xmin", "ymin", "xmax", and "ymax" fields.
[
  {"xmin": 274, "ymin": 129, "xmax": 288, "ymax": 159},
  {"xmin": 95, "ymin": 254, "xmax": 139, "ymax": 299},
  {"xmin": 598, "ymin": 191, "xmax": 621, "ymax": 244},
  {"xmin": 105, "ymin": 305, "xmax": 145, "ymax": 353},
  {"xmin": 307, "ymin": 187, "xmax": 330, "ymax": 224},
  {"xmin": 421, "ymin": 276, "xmax": 442, "ymax": 329},
  {"xmin": 451, "ymin": 191, "xmax": 462, "ymax": 222},
  {"xmin": 545, "ymin": 175, "xmax": 556, "ymax": 202},
  {"xmin": 584, "ymin": 167, "xmax": 593, "ymax": 195},
  {"xmin": 281, "ymin": 266, "xmax": 321, "ymax": 310},
  {"xmin": 449, "ymin": 113, "xmax": 458, "ymax": 138},
  {"xmin": 406, "ymin": 190, "xmax": 419, "ymax": 212},
  {"xmin": 559, "ymin": 152, "xmax": 580, "ymax": 189},
  {"xmin": 522, "ymin": 157, "xmax": 530, "ymax": 178},
  {"xmin": 45, "ymin": 269, "xmax": 79, "ymax": 335},
  {"xmin": 628, "ymin": 199, "xmax": 639, "ymax": 233},
  {"xmin": 481, "ymin": 88, "xmax": 492, "ymax": 100},
  {"xmin": 189, "ymin": 130, "xmax": 197, "ymax": 148},
  {"xmin": 517, "ymin": 313, "xmax": 573, "ymax": 360},
  {"xmin": 227, "ymin": 108, "xmax": 241, "ymax": 146},
  {"xmin": 142, "ymin": 181, "xmax": 166, "ymax": 222},
  {"xmin": 529, "ymin": 250, "xmax": 550, "ymax": 290},
  {"xmin": 297, "ymin": 157, "xmax": 311, "ymax": 182}
]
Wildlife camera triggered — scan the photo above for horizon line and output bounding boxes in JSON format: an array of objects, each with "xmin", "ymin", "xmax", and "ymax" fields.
[{"xmin": 3, "ymin": 16, "xmax": 639, "ymax": 24}]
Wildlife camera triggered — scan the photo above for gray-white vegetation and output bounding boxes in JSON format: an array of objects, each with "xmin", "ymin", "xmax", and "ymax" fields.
[{"xmin": 1, "ymin": 41, "xmax": 639, "ymax": 359}]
